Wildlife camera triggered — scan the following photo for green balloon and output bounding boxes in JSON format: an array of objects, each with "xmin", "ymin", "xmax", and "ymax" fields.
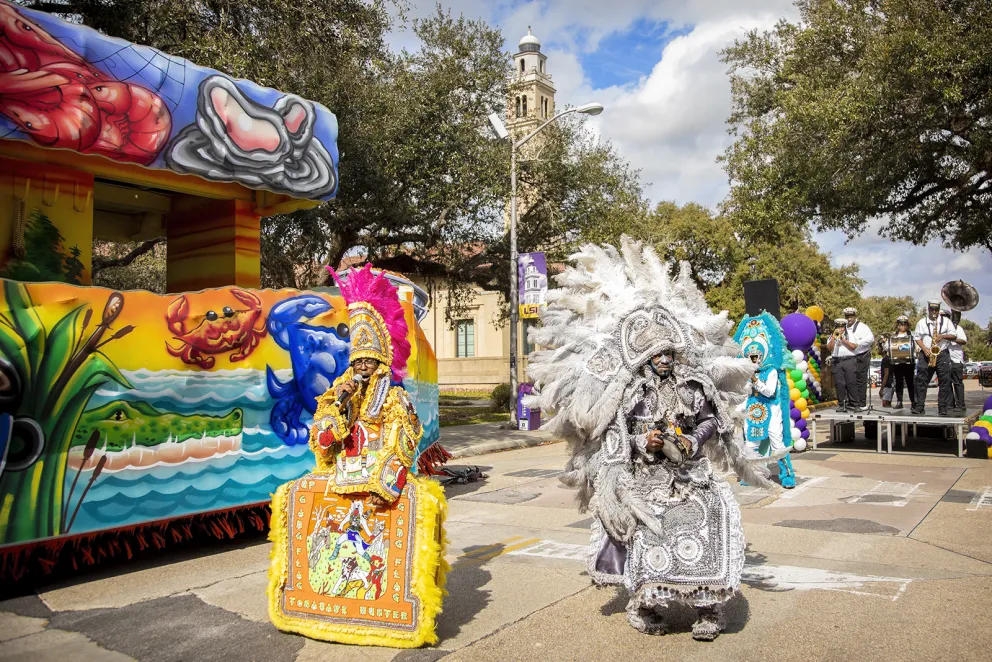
[
  {"xmin": 795, "ymin": 379, "xmax": 807, "ymax": 391},
  {"xmin": 790, "ymin": 369, "xmax": 804, "ymax": 381}
]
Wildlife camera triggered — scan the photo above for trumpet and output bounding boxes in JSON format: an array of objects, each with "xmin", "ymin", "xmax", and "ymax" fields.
[{"xmin": 832, "ymin": 327, "xmax": 846, "ymax": 339}]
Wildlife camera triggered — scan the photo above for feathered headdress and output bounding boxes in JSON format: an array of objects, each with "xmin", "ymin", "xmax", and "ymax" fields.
[
  {"xmin": 733, "ymin": 312, "xmax": 793, "ymax": 372},
  {"xmin": 526, "ymin": 236, "xmax": 772, "ymax": 499},
  {"xmin": 329, "ymin": 264, "xmax": 411, "ymax": 378}
]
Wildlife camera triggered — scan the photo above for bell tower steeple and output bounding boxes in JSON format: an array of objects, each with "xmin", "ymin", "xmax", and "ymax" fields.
[{"xmin": 508, "ymin": 27, "xmax": 556, "ymax": 139}]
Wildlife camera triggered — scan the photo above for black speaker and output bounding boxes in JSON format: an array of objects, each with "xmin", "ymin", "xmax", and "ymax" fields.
[{"xmin": 743, "ymin": 279, "xmax": 780, "ymax": 319}]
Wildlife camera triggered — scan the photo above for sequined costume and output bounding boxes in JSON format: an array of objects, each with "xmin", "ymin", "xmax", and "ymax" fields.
[
  {"xmin": 267, "ymin": 265, "xmax": 447, "ymax": 648},
  {"xmin": 525, "ymin": 237, "xmax": 773, "ymax": 640}
]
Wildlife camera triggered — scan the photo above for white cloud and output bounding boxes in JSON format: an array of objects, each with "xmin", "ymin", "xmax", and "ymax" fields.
[{"xmin": 950, "ymin": 253, "xmax": 982, "ymax": 272}]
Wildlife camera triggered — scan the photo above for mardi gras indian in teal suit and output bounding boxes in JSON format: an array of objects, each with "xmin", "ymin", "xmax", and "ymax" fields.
[{"xmin": 733, "ymin": 313, "xmax": 796, "ymax": 488}]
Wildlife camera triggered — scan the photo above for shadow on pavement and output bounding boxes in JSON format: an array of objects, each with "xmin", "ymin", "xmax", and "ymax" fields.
[
  {"xmin": 1, "ymin": 529, "xmax": 269, "ymax": 601},
  {"xmin": 432, "ymin": 546, "xmax": 496, "ymax": 643},
  {"xmin": 595, "ymin": 584, "xmax": 752, "ymax": 636}
]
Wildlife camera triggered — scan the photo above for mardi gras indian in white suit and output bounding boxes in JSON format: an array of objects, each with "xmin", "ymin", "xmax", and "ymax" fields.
[{"xmin": 525, "ymin": 237, "xmax": 774, "ymax": 640}]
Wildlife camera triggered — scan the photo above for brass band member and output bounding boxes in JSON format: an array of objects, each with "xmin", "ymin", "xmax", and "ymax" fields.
[
  {"xmin": 945, "ymin": 309, "xmax": 968, "ymax": 414},
  {"xmin": 885, "ymin": 315, "xmax": 916, "ymax": 409},
  {"xmin": 827, "ymin": 318, "xmax": 854, "ymax": 412},
  {"xmin": 827, "ymin": 308, "xmax": 875, "ymax": 412},
  {"xmin": 912, "ymin": 301, "xmax": 955, "ymax": 416}
]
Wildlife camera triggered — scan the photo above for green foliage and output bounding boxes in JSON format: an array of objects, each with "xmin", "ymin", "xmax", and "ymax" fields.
[
  {"xmin": 489, "ymin": 382, "xmax": 513, "ymax": 413},
  {"xmin": 610, "ymin": 200, "xmax": 866, "ymax": 322},
  {"xmin": 0, "ymin": 209, "xmax": 83, "ymax": 284},
  {"xmin": 858, "ymin": 295, "xmax": 920, "ymax": 354},
  {"xmin": 92, "ymin": 240, "xmax": 167, "ymax": 293},
  {"xmin": 439, "ymin": 406, "xmax": 509, "ymax": 428},
  {"xmin": 959, "ymin": 319, "xmax": 992, "ymax": 362},
  {"xmin": 721, "ymin": 0, "xmax": 992, "ymax": 253}
]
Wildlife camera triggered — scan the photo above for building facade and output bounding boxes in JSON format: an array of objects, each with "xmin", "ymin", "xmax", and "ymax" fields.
[{"xmin": 419, "ymin": 29, "xmax": 555, "ymax": 390}]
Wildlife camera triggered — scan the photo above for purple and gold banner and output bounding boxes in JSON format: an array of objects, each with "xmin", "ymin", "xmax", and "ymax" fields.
[{"xmin": 518, "ymin": 252, "xmax": 547, "ymax": 320}]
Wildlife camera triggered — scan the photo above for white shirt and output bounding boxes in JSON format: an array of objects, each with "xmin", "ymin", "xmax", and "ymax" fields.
[
  {"xmin": 948, "ymin": 324, "xmax": 967, "ymax": 364},
  {"xmin": 832, "ymin": 320, "xmax": 874, "ymax": 358},
  {"xmin": 913, "ymin": 315, "xmax": 953, "ymax": 353},
  {"xmin": 752, "ymin": 367, "xmax": 778, "ymax": 397}
]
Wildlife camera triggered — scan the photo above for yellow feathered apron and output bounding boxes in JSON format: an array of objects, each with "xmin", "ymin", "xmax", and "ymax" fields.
[{"xmin": 267, "ymin": 368, "xmax": 447, "ymax": 647}]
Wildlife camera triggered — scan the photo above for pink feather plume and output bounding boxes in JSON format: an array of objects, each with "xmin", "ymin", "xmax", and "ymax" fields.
[{"xmin": 328, "ymin": 264, "xmax": 411, "ymax": 378}]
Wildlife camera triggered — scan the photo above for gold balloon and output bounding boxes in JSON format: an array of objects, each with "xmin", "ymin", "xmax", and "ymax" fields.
[{"xmin": 805, "ymin": 305, "xmax": 824, "ymax": 323}]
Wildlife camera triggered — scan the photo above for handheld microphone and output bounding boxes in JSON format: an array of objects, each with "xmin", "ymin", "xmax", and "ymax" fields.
[{"xmin": 334, "ymin": 374, "xmax": 365, "ymax": 409}]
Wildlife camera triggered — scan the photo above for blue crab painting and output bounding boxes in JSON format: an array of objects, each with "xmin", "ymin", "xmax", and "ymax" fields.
[{"xmin": 265, "ymin": 295, "xmax": 351, "ymax": 445}]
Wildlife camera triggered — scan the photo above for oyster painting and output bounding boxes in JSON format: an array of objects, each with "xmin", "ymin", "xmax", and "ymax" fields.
[{"xmin": 0, "ymin": 280, "xmax": 438, "ymax": 553}]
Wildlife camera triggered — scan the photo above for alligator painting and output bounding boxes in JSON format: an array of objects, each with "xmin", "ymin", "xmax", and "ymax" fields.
[{"xmin": 67, "ymin": 401, "xmax": 244, "ymax": 471}]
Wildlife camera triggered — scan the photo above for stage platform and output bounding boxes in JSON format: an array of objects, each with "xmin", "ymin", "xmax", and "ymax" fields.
[{"xmin": 809, "ymin": 391, "xmax": 986, "ymax": 457}]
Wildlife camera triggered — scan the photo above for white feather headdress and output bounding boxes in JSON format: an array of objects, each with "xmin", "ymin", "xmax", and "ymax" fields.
[{"xmin": 525, "ymin": 236, "xmax": 771, "ymax": 494}]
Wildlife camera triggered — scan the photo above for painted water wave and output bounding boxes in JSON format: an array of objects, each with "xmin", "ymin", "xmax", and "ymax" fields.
[{"xmin": 66, "ymin": 369, "xmax": 439, "ymax": 535}]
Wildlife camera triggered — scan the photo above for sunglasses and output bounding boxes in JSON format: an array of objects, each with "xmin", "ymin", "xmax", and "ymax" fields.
[{"xmin": 352, "ymin": 358, "xmax": 378, "ymax": 367}]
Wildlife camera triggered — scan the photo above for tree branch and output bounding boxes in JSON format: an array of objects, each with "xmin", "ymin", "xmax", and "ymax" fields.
[{"xmin": 92, "ymin": 237, "xmax": 164, "ymax": 272}]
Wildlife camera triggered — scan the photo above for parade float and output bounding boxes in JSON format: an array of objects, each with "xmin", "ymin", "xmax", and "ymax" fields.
[{"xmin": 0, "ymin": 1, "xmax": 440, "ymax": 582}]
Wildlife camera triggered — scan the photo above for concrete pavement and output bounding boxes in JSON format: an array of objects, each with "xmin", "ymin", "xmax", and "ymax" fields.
[{"xmin": 4, "ymin": 440, "xmax": 992, "ymax": 661}]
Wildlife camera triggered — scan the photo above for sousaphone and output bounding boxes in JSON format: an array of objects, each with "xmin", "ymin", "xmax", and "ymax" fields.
[
  {"xmin": 941, "ymin": 280, "xmax": 980, "ymax": 314},
  {"xmin": 930, "ymin": 280, "xmax": 980, "ymax": 367}
]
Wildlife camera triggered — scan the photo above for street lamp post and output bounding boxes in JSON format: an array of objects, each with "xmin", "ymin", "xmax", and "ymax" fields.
[{"xmin": 489, "ymin": 102, "xmax": 604, "ymax": 428}]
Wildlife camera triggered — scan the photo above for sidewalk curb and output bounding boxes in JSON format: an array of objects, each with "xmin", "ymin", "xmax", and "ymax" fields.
[{"xmin": 446, "ymin": 435, "xmax": 561, "ymax": 460}]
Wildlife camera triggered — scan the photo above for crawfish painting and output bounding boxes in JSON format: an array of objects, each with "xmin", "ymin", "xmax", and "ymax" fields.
[
  {"xmin": 0, "ymin": 1, "xmax": 171, "ymax": 165},
  {"xmin": 166, "ymin": 288, "xmax": 267, "ymax": 368}
]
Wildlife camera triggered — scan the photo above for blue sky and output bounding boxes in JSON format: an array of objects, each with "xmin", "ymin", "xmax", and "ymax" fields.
[
  {"xmin": 392, "ymin": 0, "xmax": 992, "ymax": 326},
  {"xmin": 547, "ymin": 19, "xmax": 692, "ymax": 89}
]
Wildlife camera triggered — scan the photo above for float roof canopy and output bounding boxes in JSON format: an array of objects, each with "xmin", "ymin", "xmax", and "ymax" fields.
[{"xmin": 0, "ymin": 1, "xmax": 339, "ymax": 204}]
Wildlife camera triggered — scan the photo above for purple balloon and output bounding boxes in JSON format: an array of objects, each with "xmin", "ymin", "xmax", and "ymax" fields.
[
  {"xmin": 781, "ymin": 313, "xmax": 818, "ymax": 351},
  {"xmin": 790, "ymin": 408, "xmax": 802, "ymax": 420},
  {"xmin": 984, "ymin": 394, "xmax": 992, "ymax": 411},
  {"xmin": 800, "ymin": 429, "xmax": 810, "ymax": 440},
  {"xmin": 796, "ymin": 418, "xmax": 807, "ymax": 431},
  {"xmin": 978, "ymin": 428, "xmax": 992, "ymax": 443}
]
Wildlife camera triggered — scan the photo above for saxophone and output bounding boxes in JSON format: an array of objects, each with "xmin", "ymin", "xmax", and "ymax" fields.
[{"xmin": 929, "ymin": 334, "xmax": 940, "ymax": 368}]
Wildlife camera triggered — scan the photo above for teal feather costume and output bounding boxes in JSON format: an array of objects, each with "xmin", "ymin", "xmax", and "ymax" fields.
[{"xmin": 733, "ymin": 313, "xmax": 794, "ymax": 456}]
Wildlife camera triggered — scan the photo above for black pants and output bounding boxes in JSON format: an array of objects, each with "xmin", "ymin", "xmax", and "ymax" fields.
[
  {"xmin": 854, "ymin": 352, "xmax": 870, "ymax": 408},
  {"xmin": 951, "ymin": 362, "xmax": 965, "ymax": 409},
  {"xmin": 831, "ymin": 356, "xmax": 857, "ymax": 408},
  {"xmin": 892, "ymin": 362, "xmax": 916, "ymax": 407},
  {"xmin": 913, "ymin": 352, "xmax": 952, "ymax": 414}
]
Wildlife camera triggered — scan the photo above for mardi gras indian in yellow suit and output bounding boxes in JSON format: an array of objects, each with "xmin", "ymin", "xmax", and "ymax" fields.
[{"xmin": 267, "ymin": 265, "xmax": 447, "ymax": 648}]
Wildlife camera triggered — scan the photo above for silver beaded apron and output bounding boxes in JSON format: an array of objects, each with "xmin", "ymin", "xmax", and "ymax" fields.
[{"xmin": 588, "ymin": 378, "xmax": 745, "ymax": 608}]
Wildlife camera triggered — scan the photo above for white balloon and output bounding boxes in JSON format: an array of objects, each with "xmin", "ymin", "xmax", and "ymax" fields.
[
  {"xmin": 984, "ymin": 409, "xmax": 992, "ymax": 417},
  {"xmin": 966, "ymin": 432, "xmax": 979, "ymax": 441},
  {"xmin": 792, "ymin": 350, "xmax": 805, "ymax": 361},
  {"xmin": 794, "ymin": 439, "xmax": 807, "ymax": 452},
  {"xmin": 791, "ymin": 428, "xmax": 801, "ymax": 440}
]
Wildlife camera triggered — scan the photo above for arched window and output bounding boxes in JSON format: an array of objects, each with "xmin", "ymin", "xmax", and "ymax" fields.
[
  {"xmin": 539, "ymin": 59, "xmax": 544, "ymax": 73},
  {"xmin": 516, "ymin": 96, "xmax": 522, "ymax": 118},
  {"xmin": 522, "ymin": 96, "xmax": 527, "ymax": 116},
  {"xmin": 520, "ymin": 59, "xmax": 525, "ymax": 73}
]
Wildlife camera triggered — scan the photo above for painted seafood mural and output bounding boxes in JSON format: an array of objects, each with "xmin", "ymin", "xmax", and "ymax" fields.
[
  {"xmin": 0, "ymin": 0, "xmax": 337, "ymax": 199},
  {"xmin": 0, "ymin": 279, "xmax": 438, "ymax": 555}
]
